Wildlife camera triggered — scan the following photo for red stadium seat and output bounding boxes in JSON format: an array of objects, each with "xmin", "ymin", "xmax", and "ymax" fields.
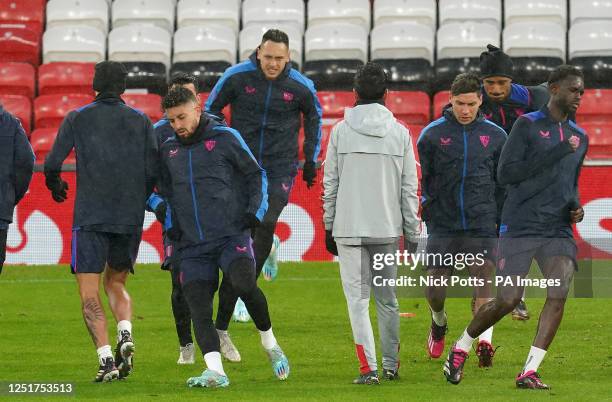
[
  {"xmin": 0, "ymin": 94, "xmax": 32, "ymax": 134},
  {"xmin": 38, "ymin": 62, "xmax": 95, "ymax": 96},
  {"xmin": 34, "ymin": 93, "xmax": 93, "ymax": 129},
  {"xmin": 30, "ymin": 128, "xmax": 76, "ymax": 165},
  {"xmin": 0, "ymin": 25, "xmax": 40, "ymax": 65},
  {"xmin": 122, "ymin": 93, "xmax": 163, "ymax": 122},
  {"xmin": 0, "ymin": 0, "xmax": 45, "ymax": 36},
  {"xmin": 386, "ymin": 91, "xmax": 431, "ymax": 125},
  {"xmin": 317, "ymin": 91, "xmax": 354, "ymax": 123},
  {"xmin": 576, "ymin": 89, "xmax": 612, "ymax": 124},
  {"xmin": 582, "ymin": 122, "xmax": 612, "ymax": 159},
  {"xmin": 0, "ymin": 62, "xmax": 35, "ymax": 98},
  {"xmin": 200, "ymin": 92, "xmax": 231, "ymax": 125},
  {"xmin": 433, "ymin": 91, "xmax": 450, "ymax": 119},
  {"xmin": 298, "ymin": 124, "xmax": 334, "ymax": 162},
  {"xmin": 407, "ymin": 124, "xmax": 425, "ymax": 140}
]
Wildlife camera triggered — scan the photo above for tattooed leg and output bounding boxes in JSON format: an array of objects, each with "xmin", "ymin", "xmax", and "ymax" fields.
[{"xmin": 76, "ymin": 273, "xmax": 109, "ymax": 348}]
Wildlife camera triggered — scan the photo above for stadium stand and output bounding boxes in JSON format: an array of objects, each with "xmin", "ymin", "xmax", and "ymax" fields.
[
  {"xmin": 438, "ymin": 0, "xmax": 502, "ymax": 28},
  {"xmin": 0, "ymin": 0, "xmax": 45, "ymax": 36},
  {"xmin": 0, "ymin": 62, "xmax": 36, "ymax": 99},
  {"xmin": 111, "ymin": 0, "xmax": 176, "ymax": 33},
  {"xmin": 243, "ymin": 0, "xmax": 305, "ymax": 34},
  {"xmin": 0, "ymin": 25, "xmax": 41, "ymax": 66},
  {"xmin": 46, "ymin": 0, "xmax": 110, "ymax": 34},
  {"xmin": 373, "ymin": 0, "xmax": 437, "ymax": 29},
  {"xmin": 34, "ymin": 93, "xmax": 93, "ymax": 129},
  {"xmin": 122, "ymin": 93, "xmax": 163, "ymax": 122},
  {"xmin": 177, "ymin": 0, "xmax": 240, "ymax": 33},
  {"xmin": 504, "ymin": 0, "xmax": 567, "ymax": 26},
  {"xmin": 38, "ymin": 62, "xmax": 95, "ymax": 96},
  {"xmin": 307, "ymin": 0, "xmax": 371, "ymax": 31},
  {"xmin": 0, "ymin": 0, "xmax": 610, "ymax": 162},
  {"xmin": 43, "ymin": 25, "xmax": 106, "ymax": 64},
  {"xmin": 0, "ymin": 94, "xmax": 32, "ymax": 134}
]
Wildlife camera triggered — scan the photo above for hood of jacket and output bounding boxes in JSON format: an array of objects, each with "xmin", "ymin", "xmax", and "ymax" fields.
[{"xmin": 343, "ymin": 103, "xmax": 396, "ymax": 137}]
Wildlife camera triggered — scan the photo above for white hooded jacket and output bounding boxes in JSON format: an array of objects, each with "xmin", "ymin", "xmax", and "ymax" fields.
[{"xmin": 322, "ymin": 102, "xmax": 421, "ymax": 243}]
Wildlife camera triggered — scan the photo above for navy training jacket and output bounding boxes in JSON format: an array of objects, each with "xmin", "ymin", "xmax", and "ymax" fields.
[
  {"xmin": 417, "ymin": 108, "xmax": 507, "ymax": 234},
  {"xmin": 159, "ymin": 116, "xmax": 268, "ymax": 250},
  {"xmin": 44, "ymin": 94, "xmax": 159, "ymax": 232},
  {"xmin": 481, "ymin": 83, "xmax": 549, "ymax": 134},
  {"xmin": 498, "ymin": 106, "xmax": 588, "ymax": 238},
  {"xmin": 205, "ymin": 52, "xmax": 322, "ymax": 177},
  {"xmin": 0, "ymin": 104, "xmax": 35, "ymax": 225}
]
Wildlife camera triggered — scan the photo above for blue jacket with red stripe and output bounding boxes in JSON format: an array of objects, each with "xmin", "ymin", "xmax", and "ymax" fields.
[
  {"xmin": 481, "ymin": 83, "xmax": 549, "ymax": 134},
  {"xmin": 417, "ymin": 108, "xmax": 507, "ymax": 234},
  {"xmin": 159, "ymin": 116, "xmax": 268, "ymax": 251},
  {"xmin": 205, "ymin": 52, "xmax": 322, "ymax": 177},
  {"xmin": 498, "ymin": 106, "xmax": 588, "ymax": 238}
]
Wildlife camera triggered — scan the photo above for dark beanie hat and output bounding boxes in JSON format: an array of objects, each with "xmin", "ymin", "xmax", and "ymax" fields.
[
  {"xmin": 93, "ymin": 61, "xmax": 128, "ymax": 94},
  {"xmin": 479, "ymin": 44, "xmax": 514, "ymax": 79}
]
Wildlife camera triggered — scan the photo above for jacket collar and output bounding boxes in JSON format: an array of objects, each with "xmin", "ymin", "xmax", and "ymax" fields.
[
  {"xmin": 355, "ymin": 98, "xmax": 385, "ymax": 106},
  {"xmin": 248, "ymin": 50, "xmax": 291, "ymax": 81},
  {"xmin": 176, "ymin": 115, "xmax": 219, "ymax": 145},
  {"xmin": 94, "ymin": 92, "xmax": 125, "ymax": 103}
]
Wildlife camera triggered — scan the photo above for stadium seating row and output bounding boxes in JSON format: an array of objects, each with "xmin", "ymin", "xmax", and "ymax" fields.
[{"xmin": 6, "ymin": 0, "xmax": 612, "ymax": 35}]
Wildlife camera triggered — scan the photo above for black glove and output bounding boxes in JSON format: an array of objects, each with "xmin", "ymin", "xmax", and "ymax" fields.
[
  {"xmin": 166, "ymin": 225, "xmax": 182, "ymax": 242},
  {"xmin": 165, "ymin": 206, "xmax": 182, "ymax": 242},
  {"xmin": 325, "ymin": 230, "xmax": 338, "ymax": 256},
  {"xmin": 154, "ymin": 201, "xmax": 167, "ymax": 224},
  {"xmin": 404, "ymin": 238, "xmax": 418, "ymax": 254},
  {"xmin": 45, "ymin": 175, "xmax": 68, "ymax": 203},
  {"xmin": 243, "ymin": 212, "xmax": 260, "ymax": 231},
  {"xmin": 303, "ymin": 161, "xmax": 316, "ymax": 189}
]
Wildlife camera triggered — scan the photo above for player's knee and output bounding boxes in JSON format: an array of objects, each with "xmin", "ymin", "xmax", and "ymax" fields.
[
  {"xmin": 499, "ymin": 295, "xmax": 521, "ymax": 313},
  {"xmin": 228, "ymin": 258, "xmax": 257, "ymax": 297}
]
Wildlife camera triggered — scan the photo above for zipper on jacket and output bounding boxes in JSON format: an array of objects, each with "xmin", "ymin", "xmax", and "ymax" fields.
[
  {"xmin": 558, "ymin": 122, "xmax": 564, "ymax": 141},
  {"xmin": 258, "ymin": 82, "xmax": 273, "ymax": 163},
  {"xmin": 459, "ymin": 128, "xmax": 468, "ymax": 230},
  {"xmin": 499, "ymin": 106, "xmax": 506, "ymax": 128},
  {"xmin": 188, "ymin": 149, "xmax": 204, "ymax": 240}
]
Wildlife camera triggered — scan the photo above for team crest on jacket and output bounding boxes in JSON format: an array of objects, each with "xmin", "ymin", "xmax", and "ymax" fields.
[
  {"xmin": 205, "ymin": 140, "xmax": 216, "ymax": 151},
  {"xmin": 169, "ymin": 148, "xmax": 178, "ymax": 157},
  {"xmin": 244, "ymin": 85, "xmax": 256, "ymax": 94},
  {"xmin": 283, "ymin": 91, "xmax": 294, "ymax": 102},
  {"xmin": 480, "ymin": 135, "xmax": 490, "ymax": 147},
  {"xmin": 539, "ymin": 130, "xmax": 550, "ymax": 139},
  {"xmin": 440, "ymin": 137, "xmax": 452, "ymax": 146}
]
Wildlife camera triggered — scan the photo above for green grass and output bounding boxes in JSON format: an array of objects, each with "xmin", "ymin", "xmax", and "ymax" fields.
[{"xmin": 1, "ymin": 263, "xmax": 611, "ymax": 401}]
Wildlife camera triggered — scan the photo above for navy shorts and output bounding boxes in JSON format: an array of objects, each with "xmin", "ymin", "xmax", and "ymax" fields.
[
  {"xmin": 267, "ymin": 174, "xmax": 295, "ymax": 206},
  {"xmin": 497, "ymin": 237, "xmax": 577, "ymax": 276},
  {"xmin": 425, "ymin": 230, "xmax": 497, "ymax": 269},
  {"xmin": 177, "ymin": 234, "xmax": 255, "ymax": 285},
  {"xmin": 70, "ymin": 229, "xmax": 142, "ymax": 274}
]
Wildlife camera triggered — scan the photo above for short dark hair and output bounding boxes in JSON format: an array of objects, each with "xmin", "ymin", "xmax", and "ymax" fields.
[
  {"xmin": 162, "ymin": 86, "xmax": 197, "ymax": 110},
  {"xmin": 261, "ymin": 29, "xmax": 289, "ymax": 48},
  {"xmin": 451, "ymin": 73, "xmax": 482, "ymax": 96},
  {"xmin": 169, "ymin": 72, "xmax": 199, "ymax": 92},
  {"xmin": 548, "ymin": 65, "xmax": 584, "ymax": 86},
  {"xmin": 354, "ymin": 62, "xmax": 388, "ymax": 100}
]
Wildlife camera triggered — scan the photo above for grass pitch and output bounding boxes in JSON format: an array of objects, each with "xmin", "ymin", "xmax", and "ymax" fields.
[{"xmin": 1, "ymin": 262, "xmax": 611, "ymax": 401}]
